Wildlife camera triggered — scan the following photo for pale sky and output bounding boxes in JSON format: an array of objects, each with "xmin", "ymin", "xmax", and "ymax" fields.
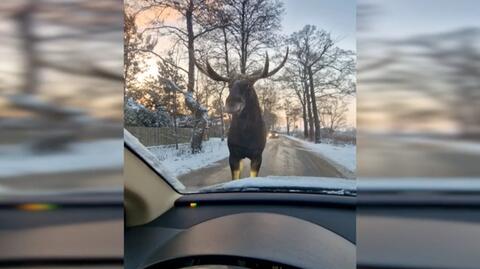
[
  {"xmin": 360, "ymin": 0, "xmax": 480, "ymax": 39},
  {"xmin": 283, "ymin": 0, "xmax": 355, "ymax": 51}
]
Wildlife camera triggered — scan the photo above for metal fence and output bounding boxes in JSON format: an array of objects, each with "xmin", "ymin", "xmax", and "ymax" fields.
[{"xmin": 126, "ymin": 126, "xmax": 225, "ymax": 146}]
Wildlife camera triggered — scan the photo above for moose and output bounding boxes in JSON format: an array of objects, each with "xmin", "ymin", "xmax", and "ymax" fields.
[{"xmin": 196, "ymin": 48, "xmax": 289, "ymax": 180}]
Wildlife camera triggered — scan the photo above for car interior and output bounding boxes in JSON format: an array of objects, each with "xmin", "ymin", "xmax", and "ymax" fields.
[{"xmin": 124, "ymin": 134, "xmax": 356, "ymax": 269}]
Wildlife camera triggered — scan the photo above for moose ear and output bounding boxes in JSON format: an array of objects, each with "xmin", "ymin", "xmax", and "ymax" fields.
[{"xmin": 195, "ymin": 59, "xmax": 229, "ymax": 82}]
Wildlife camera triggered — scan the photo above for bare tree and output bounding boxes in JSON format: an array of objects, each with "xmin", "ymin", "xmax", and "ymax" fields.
[
  {"xmin": 280, "ymin": 64, "xmax": 310, "ymax": 139},
  {"xmin": 319, "ymin": 96, "xmax": 348, "ymax": 133},
  {"xmin": 197, "ymin": 26, "xmax": 231, "ymax": 141},
  {"xmin": 157, "ymin": 49, "xmax": 188, "ymax": 149},
  {"xmin": 221, "ymin": 0, "xmax": 284, "ymax": 74},
  {"xmin": 191, "ymin": 0, "xmax": 285, "ymax": 140},
  {"xmin": 257, "ymin": 83, "xmax": 280, "ymax": 131},
  {"xmin": 139, "ymin": 0, "xmax": 226, "ymax": 153},
  {"xmin": 283, "ymin": 99, "xmax": 301, "ymax": 135},
  {"xmin": 289, "ymin": 25, "xmax": 354, "ymax": 143},
  {"xmin": 209, "ymin": 84, "xmax": 228, "ymax": 141}
]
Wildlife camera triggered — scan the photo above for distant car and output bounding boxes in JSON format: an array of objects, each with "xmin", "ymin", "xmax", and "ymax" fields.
[{"xmin": 268, "ymin": 131, "xmax": 279, "ymax": 139}]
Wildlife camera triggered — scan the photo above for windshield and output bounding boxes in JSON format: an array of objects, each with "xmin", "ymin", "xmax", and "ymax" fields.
[{"xmin": 124, "ymin": 0, "xmax": 356, "ymax": 194}]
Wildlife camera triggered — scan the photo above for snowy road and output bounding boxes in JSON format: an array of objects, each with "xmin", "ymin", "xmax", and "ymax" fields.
[{"xmin": 179, "ymin": 136, "xmax": 352, "ymax": 190}]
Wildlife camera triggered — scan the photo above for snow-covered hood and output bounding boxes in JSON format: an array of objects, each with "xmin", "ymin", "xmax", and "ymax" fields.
[{"xmin": 198, "ymin": 176, "xmax": 356, "ymax": 196}]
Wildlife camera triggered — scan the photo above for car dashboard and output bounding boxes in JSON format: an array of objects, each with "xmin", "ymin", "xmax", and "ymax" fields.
[{"xmin": 125, "ymin": 192, "xmax": 355, "ymax": 269}]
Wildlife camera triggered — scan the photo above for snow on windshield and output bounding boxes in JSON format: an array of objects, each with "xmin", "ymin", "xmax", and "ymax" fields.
[{"xmin": 200, "ymin": 176, "xmax": 356, "ymax": 195}]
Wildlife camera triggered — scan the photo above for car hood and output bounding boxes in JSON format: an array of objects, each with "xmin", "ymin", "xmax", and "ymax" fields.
[{"xmin": 198, "ymin": 176, "xmax": 356, "ymax": 196}]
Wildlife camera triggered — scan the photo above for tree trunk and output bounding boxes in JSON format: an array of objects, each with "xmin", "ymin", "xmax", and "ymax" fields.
[
  {"xmin": 308, "ymin": 67, "xmax": 321, "ymax": 143},
  {"xmin": 301, "ymin": 90, "xmax": 308, "ymax": 139},
  {"xmin": 294, "ymin": 82, "xmax": 308, "ymax": 139},
  {"xmin": 222, "ymin": 28, "xmax": 230, "ymax": 76},
  {"xmin": 219, "ymin": 86, "xmax": 226, "ymax": 142},
  {"xmin": 220, "ymin": 29, "xmax": 229, "ymax": 142},
  {"xmin": 173, "ymin": 91, "xmax": 179, "ymax": 150},
  {"xmin": 185, "ymin": 1, "xmax": 207, "ymax": 153},
  {"xmin": 303, "ymin": 71, "xmax": 314, "ymax": 141},
  {"xmin": 286, "ymin": 113, "xmax": 290, "ymax": 135},
  {"xmin": 186, "ymin": 2, "xmax": 195, "ymax": 94},
  {"xmin": 220, "ymin": 101, "xmax": 225, "ymax": 141},
  {"xmin": 239, "ymin": 0, "xmax": 247, "ymax": 74}
]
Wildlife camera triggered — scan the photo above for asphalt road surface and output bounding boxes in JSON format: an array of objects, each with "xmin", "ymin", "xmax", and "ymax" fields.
[{"xmin": 179, "ymin": 136, "xmax": 352, "ymax": 190}]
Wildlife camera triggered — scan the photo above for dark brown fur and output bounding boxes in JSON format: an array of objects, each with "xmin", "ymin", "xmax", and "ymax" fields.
[
  {"xmin": 195, "ymin": 48, "xmax": 288, "ymax": 179},
  {"xmin": 226, "ymin": 80, "xmax": 266, "ymax": 177}
]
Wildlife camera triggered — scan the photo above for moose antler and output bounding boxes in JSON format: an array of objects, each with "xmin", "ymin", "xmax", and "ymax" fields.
[
  {"xmin": 194, "ymin": 59, "xmax": 229, "ymax": 82},
  {"xmin": 195, "ymin": 47, "xmax": 289, "ymax": 82},
  {"xmin": 249, "ymin": 47, "xmax": 289, "ymax": 81}
]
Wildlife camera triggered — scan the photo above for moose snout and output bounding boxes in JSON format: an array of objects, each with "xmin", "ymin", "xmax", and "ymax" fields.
[{"xmin": 225, "ymin": 97, "xmax": 245, "ymax": 114}]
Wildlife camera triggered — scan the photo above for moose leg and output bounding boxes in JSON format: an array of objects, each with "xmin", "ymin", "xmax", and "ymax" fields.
[
  {"xmin": 229, "ymin": 155, "xmax": 242, "ymax": 180},
  {"xmin": 250, "ymin": 156, "xmax": 262, "ymax": 177}
]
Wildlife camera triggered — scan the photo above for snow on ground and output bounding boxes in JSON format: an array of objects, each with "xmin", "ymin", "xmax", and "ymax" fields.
[
  {"xmin": 286, "ymin": 135, "xmax": 356, "ymax": 174},
  {"xmin": 0, "ymin": 139, "xmax": 122, "ymax": 178},
  {"xmin": 148, "ymin": 138, "xmax": 229, "ymax": 177}
]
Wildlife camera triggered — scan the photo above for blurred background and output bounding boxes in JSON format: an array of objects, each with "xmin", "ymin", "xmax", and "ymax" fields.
[
  {"xmin": 0, "ymin": 0, "xmax": 123, "ymax": 267},
  {"xmin": 357, "ymin": 1, "xmax": 480, "ymax": 269},
  {"xmin": 357, "ymin": 0, "xmax": 480, "ymax": 178},
  {"xmin": 0, "ymin": 0, "xmax": 123, "ymax": 190}
]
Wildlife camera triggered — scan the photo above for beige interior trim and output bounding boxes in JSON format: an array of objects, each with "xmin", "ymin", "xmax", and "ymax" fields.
[{"xmin": 124, "ymin": 148, "xmax": 181, "ymax": 227}]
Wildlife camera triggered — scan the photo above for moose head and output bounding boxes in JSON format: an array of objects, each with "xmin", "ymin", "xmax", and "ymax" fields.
[
  {"xmin": 195, "ymin": 48, "xmax": 289, "ymax": 180},
  {"xmin": 195, "ymin": 48, "xmax": 289, "ymax": 115}
]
